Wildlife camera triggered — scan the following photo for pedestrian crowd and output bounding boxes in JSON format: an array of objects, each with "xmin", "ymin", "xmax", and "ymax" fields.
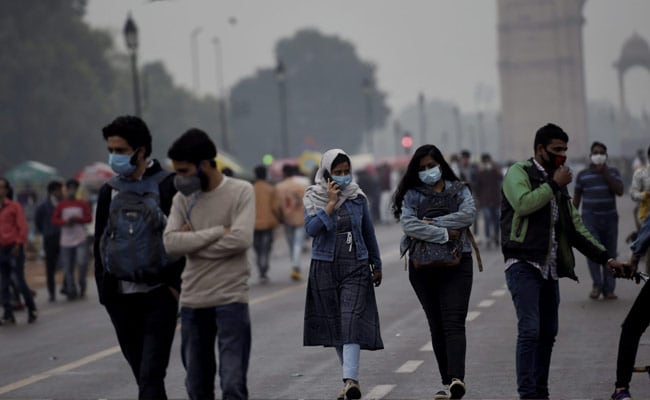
[{"xmin": 1, "ymin": 116, "xmax": 649, "ymax": 400}]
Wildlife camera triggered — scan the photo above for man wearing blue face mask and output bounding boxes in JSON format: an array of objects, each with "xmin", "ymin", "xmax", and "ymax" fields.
[
  {"xmin": 94, "ymin": 115, "xmax": 184, "ymax": 400},
  {"xmin": 573, "ymin": 141, "xmax": 624, "ymax": 300}
]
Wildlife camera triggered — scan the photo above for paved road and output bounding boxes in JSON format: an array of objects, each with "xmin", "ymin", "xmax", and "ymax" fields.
[{"xmin": 1, "ymin": 197, "xmax": 648, "ymax": 399}]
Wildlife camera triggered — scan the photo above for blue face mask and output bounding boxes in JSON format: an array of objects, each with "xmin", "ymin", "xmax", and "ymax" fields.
[
  {"xmin": 331, "ymin": 174, "xmax": 352, "ymax": 189},
  {"xmin": 108, "ymin": 153, "xmax": 137, "ymax": 176},
  {"xmin": 419, "ymin": 166, "xmax": 442, "ymax": 185}
]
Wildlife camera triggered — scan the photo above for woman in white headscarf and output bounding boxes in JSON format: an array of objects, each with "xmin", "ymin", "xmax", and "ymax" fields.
[{"xmin": 303, "ymin": 148, "xmax": 383, "ymax": 400}]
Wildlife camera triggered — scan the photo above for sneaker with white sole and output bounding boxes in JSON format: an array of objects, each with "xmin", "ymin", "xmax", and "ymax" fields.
[
  {"xmin": 433, "ymin": 385, "xmax": 450, "ymax": 400},
  {"xmin": 611, "ymin": 388, "xmax": 632, "ymax": 400},
  {"xmin": 449, "ymin": 378, "xmax": 466, "ymax": 399},
  {"xmin": 343, "ymin": 379, "xmax": 361, "ymax": 400}
]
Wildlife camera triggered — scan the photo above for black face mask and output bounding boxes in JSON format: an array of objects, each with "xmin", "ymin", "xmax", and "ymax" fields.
[{"xmin": 542, "ymin": 147, "xmax": 567, "ymax": 172}]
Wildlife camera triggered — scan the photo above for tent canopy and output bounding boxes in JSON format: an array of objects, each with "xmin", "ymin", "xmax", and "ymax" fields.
[{"xmin": 4, "ymin": 161, "xmax": 60, "ymax": 186}]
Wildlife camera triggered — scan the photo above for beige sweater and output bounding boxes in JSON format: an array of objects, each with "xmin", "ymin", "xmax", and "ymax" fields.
[{"xmin": 164, "ymin": 176, "xmax": 255, "ymax": 308}]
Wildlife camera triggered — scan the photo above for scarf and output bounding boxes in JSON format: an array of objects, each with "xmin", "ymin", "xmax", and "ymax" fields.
[{"xmin": 304, "ymin": 148, "xmax": 366, "ymax": 216}]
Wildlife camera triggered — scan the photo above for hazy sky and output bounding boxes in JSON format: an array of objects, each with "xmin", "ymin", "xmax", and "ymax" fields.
[{"xmin": 85, "ymin": 0, "xmax": 650, "ymax": 116}]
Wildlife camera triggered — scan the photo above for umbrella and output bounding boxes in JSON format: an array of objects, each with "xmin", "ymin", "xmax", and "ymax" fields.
[
  {"xmin": 4, "ymin": 161, "xmax": 60, "ymax": 185},
  {"xmin": 75, "ymin": 162, "xmax": 115, "ymax": 187}
]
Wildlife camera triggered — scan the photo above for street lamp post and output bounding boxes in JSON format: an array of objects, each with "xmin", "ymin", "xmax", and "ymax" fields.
[
  {"xmin": 190, "ymin": 27, "xmax": 202, "ymax": 93},
  {"xmin": 418, "ymin": 92, "xmax": 427, "ymax": 146},
  {"xmin": 275, "ymin": 60, "xmax": 289, "ymax": 159},
  {"xmin": 362, "ymin": 78, "xmax": 374, "ymax": 154},
  {"xmin": 212, "ymin": 37, "xmax": 230, "ymax": 153},
  {"xmin": 123, "ymin": 13, "xmax": 141, "ymax": 117},
  {"xmin": 452, "ymin": 105, "xmax": 463, "ymax": 153}
]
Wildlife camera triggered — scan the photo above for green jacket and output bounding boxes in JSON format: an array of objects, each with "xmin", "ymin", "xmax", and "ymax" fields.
[{"xmin": 500, "ymin": 159, "xmax": 609, "ymax": 280}]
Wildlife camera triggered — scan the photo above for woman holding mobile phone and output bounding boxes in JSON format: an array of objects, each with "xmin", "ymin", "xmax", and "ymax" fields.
[{"xmin": 302, "ymin": 148, "xmax": 383, "ymax": 400}]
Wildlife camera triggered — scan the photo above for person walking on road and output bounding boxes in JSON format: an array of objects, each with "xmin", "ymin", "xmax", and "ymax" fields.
[
  {"xmin": 475, "ymin": 153, "xmax": 502, "ymax": 250},
  {"xmin": 0, "ymin": 177, "xmax": 37, "ymax": 325},
  {"xmin": 164, "ymin": 129, "xmax": 254, "ymax": 400},
  {"xmin": 630, "ymin": 145, "xmax": 650, "ymax": 272},
  {"xmin": 34, "ymin": 180, "xmax": 63, "ymax": 302},
  {"xmin": 392, "ymin": 144, "xmax": 477, "ymax": 400},
  {"xmin": 252, "ymin": 164, "xmax": 280, "ymax": 284},
  {"xmin": 52, "ymin": 179, "xmax": 92, "ymax": 300},
  {"xmin": 573, "ymin": 141, "xmax": 624, "ymax": 300},
  {"xmin": 500, "ymin": 123, "xmax": 626, "ymax": 399},
  {"xmin": 275, "ymin": 164, "xmax": 308, "ymax": 281},
  {"xmin": 94, "ymin": 115, "xmax": 184, "ymax": 400},
  {"xmin": 303, "ymin": 148, "xmax": 383, "ymax": 400}
]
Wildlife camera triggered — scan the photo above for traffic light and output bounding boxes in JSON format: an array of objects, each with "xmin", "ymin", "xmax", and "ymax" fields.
[{"xmin": 401, "ymin": 132, "xmax": 413, "ymax": 153}]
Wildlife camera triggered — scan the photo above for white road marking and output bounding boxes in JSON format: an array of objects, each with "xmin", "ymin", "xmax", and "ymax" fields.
[
  {"xmin": 466, "ymin": 311, "xmax": 481, "ymax": 321},
  {"xmin": 395, "ymin": 360, "xmax": 424, "ymax": 373},
  {"xmin": 419, "ymin": 341, "xmax": 433, "ymax": 352},
  {"xmin": 478, "ymin": 299, "xmax": 495, "ymax": 308},
  {"xmin": 491, "ymin": 289, "xmax": 507, "ymax": 297},
  {"xmin": 362, "ymin": 384, "xmax": 395, "ymax": 399},
  {"xmin": 0, "ymin": 284, "xmax": 306, "ymax": 395},
  {"xmin": 0, "ymin": 346, "xmax": 121, "ymax": 395}
]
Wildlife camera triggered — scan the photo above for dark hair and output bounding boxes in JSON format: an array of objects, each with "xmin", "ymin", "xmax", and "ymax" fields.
[
  {"xmin": 481, "ymin": 153, "xmax": 492, "ymax": 163},
  {"xmin": 282, "ymin": 164, "xmax": 296, "ymax": 178},
  {"xmin": 461, "ymin": 150, "xmax": 471, "ymax": 158},
  {"xmin": 66, "ymin": 179, "xmax": 80, "ymax": 188},
  {"xmin": 0, "ymin": 177, "xmax": 13, "ymax": 200},
  {"xmin": 534, "ymin": 123, "xmax": 569, "ymax": 151},
  {"xmin": 331, "ymin": 153, "xmax": 351, "ymax": 170},
  {"xmin": 391, "ymin": 144, "xmax": 459, "ymax": 220},
  {"xmin": 167, "ymin": 128, "xmax": 217, "ymax": 166},
  {"xmin": 590, "ymin": 141, "xmax": 607, "ymax": 153},
  {"xmin": 47, "ymin": 181, "xmax": 63, "ymax": 194},
  {"xmin": 254, "ymin": 165, "xmax": 267, "ymax": 180},
  {"xmin": 102, "ymin": 115, "xmax": 152, "ymax": 158}
]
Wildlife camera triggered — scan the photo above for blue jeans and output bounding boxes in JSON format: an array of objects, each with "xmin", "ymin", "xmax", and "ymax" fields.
[
  {"xmin": 0, "ymin": 246, "xmax": 36, "ymax": 319},
  {"xmin": 336, "ymin": 344, "xmax": 361, "ymax": 381},
  {"xmin": 481, "ymin": 205, "xmax": 500, "ymax": 243},
  {"xmin": 582, "ymin": 212, "xmax": 618, "ymax": 295},
  {"xmin": 60, "ymin": 241, "xmax": 89, "ymax": 298},
  {"xmin": 253, "ymin": 229, "xmax": 274, "ymax": 278},
  {"xmin": 284, "ymin": 225, "xmax": 305, "ymax": 269},
  {"xmin": 632, "ymin": 215, "xmax": 650, "ymax": 257},
  {"xmin": 181, "ymin": 303, "xmax": 251, "ymax": 400},
  {"xmin": 506, "ymin": 262, "xmax": 559, "ymax": 399}
]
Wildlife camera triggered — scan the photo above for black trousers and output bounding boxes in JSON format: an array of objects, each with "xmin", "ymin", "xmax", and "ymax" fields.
[
  {"xmin": 106, "ymin": 285, "xmax": 179, "ymax": 400},
  {"xmin": 409, "ymin": 253, "xmax": 473, "ymax": 385},
  {"xmin": 42, "ymin": 234, "xmax": 60, "ymax": 300},
  {"xmin": 615, "ymin": 279, "xmax": 650, "ymax": 388}
]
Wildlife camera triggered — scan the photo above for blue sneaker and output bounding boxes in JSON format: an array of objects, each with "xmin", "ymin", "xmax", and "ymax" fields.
[{"xmin": 611, "ymin": 388, "xmax": 632, "ymax": 400}]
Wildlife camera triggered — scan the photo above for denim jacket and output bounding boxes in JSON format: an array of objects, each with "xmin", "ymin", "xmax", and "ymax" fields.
[
  {"xmin": 399, "ymin": 180, "xmax": 476, "ymax": 255},
  {"xmin": 304, "ymin": 196, "xmax": 382, "ymax": 270}
]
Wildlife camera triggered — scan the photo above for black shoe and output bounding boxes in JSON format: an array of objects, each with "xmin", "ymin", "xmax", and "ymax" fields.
[
  {"xmin": 2, "ymin": 316, "xmax": 16, "ymax": 325},
  {"xmin": 449, "ymin": 378, "xmax": 466, "ymax": 399},
  {"xmin": 28, "ymin": 310, "xmax": 38, "ymax": 324}
]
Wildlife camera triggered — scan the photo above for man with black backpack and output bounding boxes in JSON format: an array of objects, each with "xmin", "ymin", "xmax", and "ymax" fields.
[{"xmin": 94, "ymin": 115, "xmax": 184, "ymax": 400}]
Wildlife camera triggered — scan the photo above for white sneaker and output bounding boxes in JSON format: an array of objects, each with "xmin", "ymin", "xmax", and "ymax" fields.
[
  {"xmin": 449, "ymin": 378, "xmax": 466, "ymax": 399},
  {"xmin": 433, "ymin": 385, "xmax": 450, "ymax": 400}
]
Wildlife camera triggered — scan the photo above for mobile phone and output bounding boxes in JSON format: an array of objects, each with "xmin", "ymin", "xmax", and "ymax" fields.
[{"xmin": 323, "ymin": 170, "xmax": 332, "ymax": 182}]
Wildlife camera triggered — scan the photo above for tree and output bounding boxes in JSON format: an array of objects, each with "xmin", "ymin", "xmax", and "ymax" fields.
[
  {"xmin": 229, "ymin": 28, "xmax": 390, "ymax": 167},
  {"xmin": 0, "ymin": 0, "xmax": 122, "ymax": 175}
]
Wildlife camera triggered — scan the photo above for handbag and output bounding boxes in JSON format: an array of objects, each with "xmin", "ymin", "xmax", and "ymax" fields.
[{"xmin": 406, "ymin": 182, "xmax": 470, "ymax": 269}]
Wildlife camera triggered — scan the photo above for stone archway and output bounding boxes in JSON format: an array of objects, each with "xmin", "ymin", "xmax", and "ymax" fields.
[{"xmin": 614, "ymin": 33, "xmax": 650, "ymax": 116}]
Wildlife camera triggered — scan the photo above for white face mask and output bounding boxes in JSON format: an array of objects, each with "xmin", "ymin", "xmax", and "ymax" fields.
[{"xmin": 590, "ymin": 154, "xmax": 607, "ymax": 165}]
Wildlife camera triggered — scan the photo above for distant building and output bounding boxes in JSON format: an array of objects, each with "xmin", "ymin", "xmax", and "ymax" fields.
[{"xmin": 498, "ymin": 0, "xmax": 587, "ymax": 161}]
